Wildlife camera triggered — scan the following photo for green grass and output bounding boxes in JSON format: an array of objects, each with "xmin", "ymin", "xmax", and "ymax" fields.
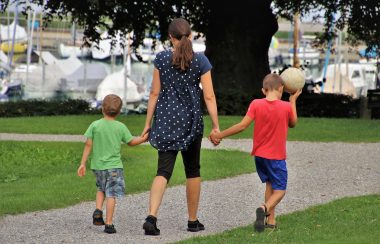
[
  {"xmin": 178, "ymin": 195, "xmax": 380, "ymax": 244},
  {"xmin": 0, "ymin": 141, "xmax": 252, "ymax": 217},
  {"xmin": 0, "ymin": 115, "xmax": 379, "ymax": 142}
]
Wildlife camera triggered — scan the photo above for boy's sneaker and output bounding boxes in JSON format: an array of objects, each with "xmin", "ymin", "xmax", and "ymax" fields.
[
  {"xmin": 254, "ymin": 206, "xmax": 266, "ymax": 233},
  {"xmin": 92, "ymin": 209, "xmax": 105, "ymax": 225},
  {"xmin": 104, "ymin": 224, "xmax": 116, "ymax": 234},
  {"xmin": 143, "ymin": 215, "xmax": 160, "ymax": 235},
  {"xmin": 187, "ymin": 219, "xmax": 205, "ymax": 232}
]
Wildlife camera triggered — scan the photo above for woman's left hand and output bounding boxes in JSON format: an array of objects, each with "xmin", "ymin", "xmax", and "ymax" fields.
[{"xmin": 141, "ymin": 126, "xmax": 151, "ymax": 137}]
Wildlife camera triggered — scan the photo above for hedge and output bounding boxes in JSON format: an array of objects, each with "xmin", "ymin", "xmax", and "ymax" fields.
[
  {"xmin": 208, "ymin": 90, "xmax": 361, "ymax": 118},
  {"xmin": 0, "ymin": 93, "xmax": 373, "ymax": 119},
  {"xmin": 0, "ymin": 99, "xmax": 100, "ymax": 117}
]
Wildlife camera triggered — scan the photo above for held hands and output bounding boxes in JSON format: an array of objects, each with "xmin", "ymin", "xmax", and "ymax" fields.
[
  {"xmin": 289, "ymin": 89, "xmax": 302, "ymax": 103},
  {"xmin": 140, "ymin": 126, "xmax": 151, "ymax": 142},
  {"xmin": 209, "ymin": 128, "xmax": 222, "ymax": 146},
  {"xmin": 77, "ymin": 164, "xmax": 86, "ymax": 177},
  {"xmin": 141, "ymin": 130, "xmax": 150, "ymax": 142}
]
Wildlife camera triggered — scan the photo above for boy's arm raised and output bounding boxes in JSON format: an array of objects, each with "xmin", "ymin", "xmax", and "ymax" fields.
[
  {"xmin": 288, "ymin": 89, "xmax": 302, "ymax": 128},
  {"xmin": 77, "ymin": 138, "xmax": 93, "ymax": 177}
]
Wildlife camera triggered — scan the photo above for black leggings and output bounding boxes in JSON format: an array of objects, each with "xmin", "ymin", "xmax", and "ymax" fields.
[{"xmin": 156, "ymin": 136, "xmax": 202, "ymax": 181}]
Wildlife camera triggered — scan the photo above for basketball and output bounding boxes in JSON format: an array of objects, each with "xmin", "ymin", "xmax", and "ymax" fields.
[{"xmin": 280, "ymin": 67, "xmax": 305, "ymax": 93}]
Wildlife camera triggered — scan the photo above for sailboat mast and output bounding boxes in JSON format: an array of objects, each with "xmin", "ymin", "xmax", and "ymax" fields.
[
  {"xmin": 123, "ymin": 32, "xmax": 131, "ymax": 114},
  {"xmin": 8, "ymin": 0, "xmax": 19, "ymax": 67}
]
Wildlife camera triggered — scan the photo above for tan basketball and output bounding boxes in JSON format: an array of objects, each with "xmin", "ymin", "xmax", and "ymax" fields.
[{"xmin": 280, "ymin": 67, "xmax": 305, "ymax": 93}]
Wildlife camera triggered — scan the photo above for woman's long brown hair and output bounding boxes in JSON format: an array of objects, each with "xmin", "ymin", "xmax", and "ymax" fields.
[{"xmin": 168, "ymin": 18, "xmax": 193, "ymax": 72}]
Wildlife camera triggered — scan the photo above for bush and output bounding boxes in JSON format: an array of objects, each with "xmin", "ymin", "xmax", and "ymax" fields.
[
  {"xmin": 0, "ymin": 99, "xmax": 101, "ymax": 117},
  {"xmin": 283, "ymin": 92, "xmax": 360, "ymax": 118},
  {"xmin": 205, "ymin": 90, "xmax": 360, "ymax": 118},
  {"xmin": 370, "ymin": 108, "xmax": 380, "ymax": 119}
]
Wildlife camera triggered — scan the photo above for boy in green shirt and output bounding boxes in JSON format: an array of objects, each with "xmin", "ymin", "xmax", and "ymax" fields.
[{"xmin": 77, "ymin": 94, "xmax": 149, "ymax": 234}]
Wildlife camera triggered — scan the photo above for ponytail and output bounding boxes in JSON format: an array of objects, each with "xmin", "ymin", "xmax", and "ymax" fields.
[
  {"xmin": 168, "ymin": 18, "xmax": 193, "ymax": 72},
  {"xmin": 172, "ymin": 35, "xmax": 193, "ymax": 71}
]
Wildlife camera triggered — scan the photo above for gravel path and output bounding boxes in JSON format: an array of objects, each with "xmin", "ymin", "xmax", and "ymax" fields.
[{"xmin": 0, "ymin": 134, "xmax": 379, "ymax": 243}]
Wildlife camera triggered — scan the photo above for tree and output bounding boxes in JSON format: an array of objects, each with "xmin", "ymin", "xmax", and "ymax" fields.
[{"xmin": 2, "ymin": 0, "xmax": 379, "ymax": 95}]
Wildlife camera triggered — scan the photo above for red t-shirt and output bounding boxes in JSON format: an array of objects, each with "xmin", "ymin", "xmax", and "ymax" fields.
[{"xmin": 246, "ymin": 99, "xmax": 294, "ymax": 160}]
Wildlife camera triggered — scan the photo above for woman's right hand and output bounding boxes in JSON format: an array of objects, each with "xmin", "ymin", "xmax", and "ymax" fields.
[{"xmin": 209, "ymin": 128, "xmax": 221, "ymax": 146}]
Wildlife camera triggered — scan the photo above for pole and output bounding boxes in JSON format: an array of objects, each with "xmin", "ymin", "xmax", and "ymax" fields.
[
  {"xmin": 332, "ymin": 34, "xmax": 339, "ymax": 92},
  {"xmin": 293, "ymin": 12, "xmax": 300, "ymax": 68},
  {"xmin": 7, "ymin": 9, "xmax": 10, "ymax": 53},
  {"xmin": 8, "ymin": 0, "xmax": 19, "ymax": 68},
  {"xmin": 26, "ymin": 7, "xmax": 36, "ymax": 88},
  {"xmin": 321, "ymin": 14, "xmax": 336, "ymax": 93},
  {"xmin": 338, "ymin": 31, "xmax": 343, "ymax": 93},
  {"xmin": 39, "ymin": 13, "xmax": 45, "ymax": 99},
  {"xmin": 123, "ymin": 32, "xmax": 131, "ymax": 114},
  {"xmin": 26, "ymin": 8, "xmax": 30, "ymax": 87},
  {"xmin": 72, "ymin": 22, "xmax": 76, "ymax": 47}
]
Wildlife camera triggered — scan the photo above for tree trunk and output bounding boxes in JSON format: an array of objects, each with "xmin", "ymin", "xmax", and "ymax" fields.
[{"xmin": 204, "ymin": 0, "xmax": 278, "ymax": 95}]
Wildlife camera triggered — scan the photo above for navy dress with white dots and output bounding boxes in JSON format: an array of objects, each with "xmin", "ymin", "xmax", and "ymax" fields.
[{"xmin": 149, "ymin": 50, "xmax": 212, "ymax": 152}]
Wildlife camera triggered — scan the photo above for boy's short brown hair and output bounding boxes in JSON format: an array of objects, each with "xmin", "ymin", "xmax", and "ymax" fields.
[
  {"xmin": 262, "ymin": 73, "xmax": 284, "ymax": 91},
  {"xmin": 102, "ymin": 94, "xmax": 122, "ymax": 117}
]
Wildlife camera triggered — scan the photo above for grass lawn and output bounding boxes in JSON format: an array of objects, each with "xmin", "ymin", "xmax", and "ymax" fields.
[
  {"xmin": 0, "ymin": 141, "xmax": 252, "ymax": 217},
  {"xmin": 178, "ymin": 194, "xmax": 380, "ymax": 244},
  {"xmin": 0, "ymin": 115, "xmax": 379, "ymax": 142}
]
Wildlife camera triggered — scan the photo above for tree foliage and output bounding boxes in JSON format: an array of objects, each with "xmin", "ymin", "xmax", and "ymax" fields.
[
  {"xmin": 274, "ymin": 0, "xmax": 380, "ymax": 54},
  {"xmin": 1, "ymin": 0, "xmax": 378, "ymax": 51},
  {"xmin": 1, "ymin": 0, "xmax": 379, "ymax": 94}
]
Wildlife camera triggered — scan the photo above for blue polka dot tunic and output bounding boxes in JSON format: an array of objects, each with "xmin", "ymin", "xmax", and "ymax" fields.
[{"xmin": 149, "ymin": 50, "xmax": 212, "ymax": 151}]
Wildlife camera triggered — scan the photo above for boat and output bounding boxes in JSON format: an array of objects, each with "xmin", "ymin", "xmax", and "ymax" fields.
[
  {"xmin": 58, "ymin": 43, "xmax": 92, "ymax": 59},
  {"xmin": 314, "ymin": 63, "xmax": 373, "ymax": 98},
  {"xmin": 0, "ymin": 50, "xmax": 10, "ymax": 70},
  {"xmin": 91, "ymin": 31, "xmax": 123, "ymax": 60},
  {"xmin": 11, "ymin": 51, "xmax": 108, "ymax": 99},
  {"xmin": 131, "ymin": 38, "xmax": 165, "ymax": 62},
  {"xmin": 0, "ymin": 79, "xmax": 22, "ymax": 102},
  {"xmin": 95, "ymin": 68, "xmax": 144, "ymax": 103},
  {"xmin": 60, "ymin": 61, "xmax": 108, "ymax": 97},
  {"xmin": 286, "ymin": 35, "xmax": 320, "ymax": 66},
  {"xmin": 0, "ymin": 42, "xmax": 27, "ymax": 53},
  {"xmin": 0, "ymin": 21, "xmax": 27, "ymax": 42},
  {"xmin": 288, "ymin": 46, "xmax": 320, "ymax": 66},
  {"xmin": 131, "ymin": 35, "xmax": 205, "ymax": 62}
]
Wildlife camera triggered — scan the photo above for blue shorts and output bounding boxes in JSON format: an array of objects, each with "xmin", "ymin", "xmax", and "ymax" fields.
[
  {"xmin": 93, "ymin": 168, "xmax": 125, "ymax": 198},
  {"xmin": 254, "ymin": 156, "xmax": 288, "ymax": 190}
]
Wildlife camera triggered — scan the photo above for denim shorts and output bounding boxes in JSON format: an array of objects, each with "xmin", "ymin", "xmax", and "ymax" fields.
[
  {"xmin": 254, "ymin": 156, "xmax": 288, "ymax": 190},
  {"xmin": 93, "ymin": 168, "xmax": 125, "ymax": 198}
]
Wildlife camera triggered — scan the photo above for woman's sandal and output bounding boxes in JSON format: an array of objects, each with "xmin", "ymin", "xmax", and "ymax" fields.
[{"xmin": 254, "ymin": 204, "xmax": 268, "ymax": 232}]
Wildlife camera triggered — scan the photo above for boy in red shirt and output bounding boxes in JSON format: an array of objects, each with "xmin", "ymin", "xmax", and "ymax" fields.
[{"xmin": 210, "ymin": 73, "xmax": 302, "ymax": 232}]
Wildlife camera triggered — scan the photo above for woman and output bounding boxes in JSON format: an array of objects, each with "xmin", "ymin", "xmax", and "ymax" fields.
[{"xmin": 141, "ymin": 18, "xmax": 219, "ymax": 235}]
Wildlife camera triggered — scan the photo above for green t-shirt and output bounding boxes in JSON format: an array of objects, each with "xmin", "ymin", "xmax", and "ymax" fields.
[{"xmin": 84, "ymin": 118, "xmax": 133, "ymax": 170}]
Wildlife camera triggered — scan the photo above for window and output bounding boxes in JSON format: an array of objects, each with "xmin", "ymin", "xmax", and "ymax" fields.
[{"xmin": 352, "ymin": 70, "xmax": 360, "ymax": 79}]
